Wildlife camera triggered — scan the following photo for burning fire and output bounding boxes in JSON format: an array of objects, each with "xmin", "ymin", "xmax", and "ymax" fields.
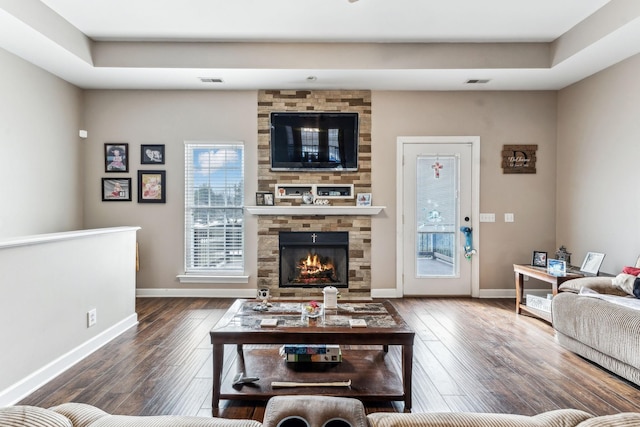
[{"xmin": 294, "ymin": 252, "xmax": 338, "ymax": 283}]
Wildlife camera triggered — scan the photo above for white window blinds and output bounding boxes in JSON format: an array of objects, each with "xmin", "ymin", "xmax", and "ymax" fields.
[{"xmin": 184, "ymin": 142, "xmax": 244, "ymax": 274}]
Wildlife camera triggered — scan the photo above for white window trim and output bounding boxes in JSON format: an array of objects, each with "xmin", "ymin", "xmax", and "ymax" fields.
[
  {"xmin": 176, "ymin": 274, "xmax": 249, "ymax": 284},
  {"xmin": 183, "ymin": 141, "xmax": 247, "ymax": 280}
]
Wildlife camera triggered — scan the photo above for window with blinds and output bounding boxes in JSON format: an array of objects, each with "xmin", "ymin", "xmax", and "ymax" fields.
[{"xmin": 184, "ymin": 142, "xmax": 244, "ymax": 274}]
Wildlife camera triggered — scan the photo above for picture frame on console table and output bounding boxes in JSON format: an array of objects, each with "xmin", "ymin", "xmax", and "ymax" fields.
[
  {"xmin": 547, "ymin": 259, "xmax": 566, "ymax": 277},
  {"xmin": 532, "ymin": 251, "xmax": 547, "ymax": 267},
  {"xmin": 580, "ymin": 252, "xmax": 605, "ymax": 276}
]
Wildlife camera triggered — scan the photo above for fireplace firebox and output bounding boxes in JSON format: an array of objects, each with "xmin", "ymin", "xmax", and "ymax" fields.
[{"xmin": 279, "ymin": 232, "xmax": 348, "ymax": 288}]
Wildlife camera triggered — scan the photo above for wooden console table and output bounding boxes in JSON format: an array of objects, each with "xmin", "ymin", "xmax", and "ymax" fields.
[{"xmin": 513, "ymin": 264, "xmax": 582, "ymax": 323}]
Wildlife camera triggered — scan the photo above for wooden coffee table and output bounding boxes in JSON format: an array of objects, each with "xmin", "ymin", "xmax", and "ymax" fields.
[{"xmin": 210, "ymin": 299, "xmax": 415, "ymax": 414}]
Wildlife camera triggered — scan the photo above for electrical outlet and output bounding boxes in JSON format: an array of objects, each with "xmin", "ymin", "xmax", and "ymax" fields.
[
  {"xmin": 504, "ymin": 213, "xmax": 515, "ymax": 222},
  {"xmin": 87, "ymin": 309, "xmax": 97, "ymax": 328}
]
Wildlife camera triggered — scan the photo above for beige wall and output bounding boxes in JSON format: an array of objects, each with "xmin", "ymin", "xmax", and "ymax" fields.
[
  {"xmin": 83, "ymin": 89, "xmax": 558, "ymax": 294},
  {"xmin": 82, "ymin": 90, "xmax": 258, "ymax": 291},
  {"xmin": 3, "ymin": 41, "xmax": 640, "ymax": 294},
  {"xmin": 0, "ymin": 48, "xmax": 84, "ymax": 238},
  {"xmin": 0, "ymin": 227, "xmax": 138, "ymax": 405},
  {"xmin": 371, "ymin": 91, "xmax": 558, "ymax": 292},
  {"xmin": 557, "ymin": 54, "xmax": 640, "ymax": 273}
]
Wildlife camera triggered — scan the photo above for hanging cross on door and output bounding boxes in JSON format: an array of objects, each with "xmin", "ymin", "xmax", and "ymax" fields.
[{"xmin": 432, "ymin": 162, "xmax": 443, "ymax": 179}]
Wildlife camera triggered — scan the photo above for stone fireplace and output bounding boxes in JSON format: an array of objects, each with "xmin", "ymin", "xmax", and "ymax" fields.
[{"xmin": 256, "ymin": 89, "xmax": 372, "ymax": 300}]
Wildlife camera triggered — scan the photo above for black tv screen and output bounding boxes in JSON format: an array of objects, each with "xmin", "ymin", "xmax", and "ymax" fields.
[{"xmin": 270, "ymin": 112, "xmax": 359, "ymax": 171}]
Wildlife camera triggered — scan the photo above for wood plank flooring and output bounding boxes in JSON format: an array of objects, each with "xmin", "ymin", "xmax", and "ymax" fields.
[{"xmin": 18, "ymin": 297, "xmax": 640, "ymax": 420}]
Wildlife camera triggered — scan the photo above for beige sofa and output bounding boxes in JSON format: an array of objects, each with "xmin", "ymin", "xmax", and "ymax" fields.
[
  {"xmin": 552, "ymin": 259, "xmax": 640, "ymax": 387},
  {"xmin": 2, "ymin": 395, "xmax": 640, "ymax": 427}
]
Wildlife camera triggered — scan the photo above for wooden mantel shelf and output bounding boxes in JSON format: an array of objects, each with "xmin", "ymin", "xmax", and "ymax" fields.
[{"xmin": 246, "ymin": 206, "xmax": 385, "ymax": 216}]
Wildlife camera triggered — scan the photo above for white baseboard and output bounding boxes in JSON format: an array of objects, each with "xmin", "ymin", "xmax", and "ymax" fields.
[
  {"xmin": 478, "ymin": 288, "xmax": 516, "ymax": 298},
  {"xmin": 0, "ymin": 314, "xmax": 138, "ymax": 407},
  {"xmin": 371, "ymin": 288, "xmax": 402, "ymax": 298},
  {"xmin": 136, "ymin": 288, "xmax": 526, "ymax": 299},
  {"xmin": 138, "ymin": 288, "xmax": 402, "ymax": 299}
]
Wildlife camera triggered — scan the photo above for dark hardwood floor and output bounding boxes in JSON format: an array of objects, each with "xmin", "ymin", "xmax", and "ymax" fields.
[{"xmin": 18, "ymin": 297, "xmax": 640, "ymax": 420}]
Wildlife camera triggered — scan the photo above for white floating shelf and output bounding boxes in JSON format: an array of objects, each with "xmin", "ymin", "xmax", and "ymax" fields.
[{"xmin": 246, "ymin": 206, "xmax": 385, "ymax": 216}]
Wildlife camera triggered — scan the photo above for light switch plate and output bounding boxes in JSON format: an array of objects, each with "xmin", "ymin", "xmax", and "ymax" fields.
[
  {"xmin": 479, "ymin": 213, "xmax": 495, "ymax": 222},
  {"xmin": 505, "ymin": 213, "xmax": 515, "ymax": 222}
]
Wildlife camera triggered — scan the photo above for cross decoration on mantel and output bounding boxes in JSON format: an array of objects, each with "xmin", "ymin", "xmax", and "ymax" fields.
[{"xmin": 432, "ymin": 161, "xmax": 443, "ymax": 179}]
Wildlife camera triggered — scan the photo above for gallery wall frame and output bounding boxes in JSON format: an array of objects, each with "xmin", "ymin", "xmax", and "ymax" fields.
[
  {"xmin": 102, "ymin": 178, "xmax": 132, "ymax": 201},
  {"xmin": 105, "ymin": 143, "xmax": 129, "ymax": 172},
  {"xmin": 141, "ymin": 144, "xmax": 165, "ymax": 165},
  {"xmin": 138, "ymin": 170, "xmax": 166, "ymax": 203}
]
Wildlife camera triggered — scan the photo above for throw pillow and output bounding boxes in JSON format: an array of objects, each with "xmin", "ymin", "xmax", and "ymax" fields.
[
  {"xmin": 0, "ymin": 406, "xmax": 72, "ymax": 427},
  {"xmin": 622, "ymin": 266, "xmax": 640, "ymax": 276},
  {"xmin": 612, "ymin": 273, "xmax": 637, "ymax": 296},
  {"xmin": 634, "ymin": 277, "xmax": 640, "ymax": 299}
]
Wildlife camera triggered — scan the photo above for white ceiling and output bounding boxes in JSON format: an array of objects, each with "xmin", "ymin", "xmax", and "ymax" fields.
[{"xmin": 1, "ymin": 0, "xmax": 640, "ymax": 90}]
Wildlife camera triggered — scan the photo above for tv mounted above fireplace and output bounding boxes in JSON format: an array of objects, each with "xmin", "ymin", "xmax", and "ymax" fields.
[{"xmin": 270, "ymin": 112, "xmax": 359, "ymax": 171}]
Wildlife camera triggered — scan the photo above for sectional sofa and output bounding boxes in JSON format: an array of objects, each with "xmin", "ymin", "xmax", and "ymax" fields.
[
  {"xmin": 3, "ymin": 395, "xmax": 640, "ymax": 427},
  {"xmin": 552, "ymin": 258, "xmax": 640, "ymax": 387}
]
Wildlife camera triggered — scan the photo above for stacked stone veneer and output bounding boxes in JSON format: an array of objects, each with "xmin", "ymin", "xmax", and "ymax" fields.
[{"xmin": 257, "ymin": 90, "xmax": 372, "ymax": 300}]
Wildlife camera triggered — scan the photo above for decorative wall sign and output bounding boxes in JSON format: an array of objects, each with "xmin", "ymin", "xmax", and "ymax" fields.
[{"xmin": 501, "ymin": 144, "xmax": 538, "ymax": 174}]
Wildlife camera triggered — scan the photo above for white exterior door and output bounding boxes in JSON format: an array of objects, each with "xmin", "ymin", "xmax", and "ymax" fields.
[{"xmin": 397, "ymin": 137, "xmax": 479, "ymax": 296}]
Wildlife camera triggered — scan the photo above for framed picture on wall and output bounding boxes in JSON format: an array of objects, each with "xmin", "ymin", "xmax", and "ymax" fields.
[
  {"xmin": 101, "ymin": 178, "xmax": 131, "ymax": 201},
  {"xmin": 138, "ymin": 170, "xmax": 166, "ymax": 203},
  {"xmin": 104, "ymin": 143, "xmax": 129, "ymax": 172},
  {"xmin": 141, "ymin": 144, "xmax": 165, "ymax": 164}
]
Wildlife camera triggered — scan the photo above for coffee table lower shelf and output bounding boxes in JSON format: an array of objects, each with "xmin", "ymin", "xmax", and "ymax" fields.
[{"xmin": 219, "ymin": 347, "xmax": 404, "ymax": 402}]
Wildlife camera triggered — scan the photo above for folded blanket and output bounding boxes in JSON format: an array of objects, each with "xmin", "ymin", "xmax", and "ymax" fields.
[{"xmin": 579, "ymin": 287, "xmax": 640, "ymax": 311}]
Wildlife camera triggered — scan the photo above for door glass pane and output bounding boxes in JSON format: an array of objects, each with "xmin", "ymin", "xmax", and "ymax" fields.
[{"xmin": 416, "ymin": 155, "xmax": 458, "ymax": 277}]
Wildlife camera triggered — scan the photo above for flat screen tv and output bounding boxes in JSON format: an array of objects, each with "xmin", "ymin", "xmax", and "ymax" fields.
[{"xmin": 270, "ymin": 112, "xmax": 359, "ymax": 171}]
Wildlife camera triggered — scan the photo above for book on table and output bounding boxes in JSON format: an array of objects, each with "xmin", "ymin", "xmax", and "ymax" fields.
[{"xmin": 279, "ymin": 344, "xmax": 342, "ymax": 362}]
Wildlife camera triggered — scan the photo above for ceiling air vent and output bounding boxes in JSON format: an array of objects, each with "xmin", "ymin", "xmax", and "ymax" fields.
[
  {"xmin": 199, "ymin": 77, "xmax": 224, "ymax": 83},
  {"xmin": 465, "ymin": 79, "xmax": 491, "ymax": 84}
]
